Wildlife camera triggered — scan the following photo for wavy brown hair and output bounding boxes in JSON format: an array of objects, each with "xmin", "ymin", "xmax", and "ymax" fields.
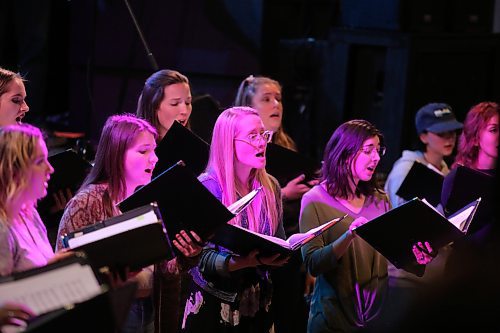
[{"xmin": 453, "ymin": 102, "xmax": 499, "ymax": 169}]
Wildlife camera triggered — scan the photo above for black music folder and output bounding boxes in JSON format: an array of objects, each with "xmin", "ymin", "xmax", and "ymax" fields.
[
  {"xmin": 354, "ymin": 197, "xmax": 481, "ymax": 276},
  {"xmin": 0, "ymin": 253, "xmax": 103, "ymax": 317},
  {"xmin": 396, "ymin": 160, "xmax": 444, "ymax": 207},
  {"xmin": 61, "ymin": 203, "xmax": 173, "ymax": 270},
  {"xmin": 265, "ymin": 143, "xmax": 321, "ymax": 186},
  {"xmin": 0, "ymin": 253, "xmax": 134, "ymax": 333},
  {"xmin": 211, "ymin": 215, "xmax": 347, "ymax": 257},
  {"xmin": 39, "ymin": 149, "xmax": 92, "ymax": 208},
  {"xmin": 26, "ymin": 283, "xmax": 137, "ymax": 333},
  {"xmin": 118, "ymin": 161, "xmax": 260, "ymax": 242},
  {"xmin": 441, "ymin": 165, "xmax": 495, "ymax": 233},
  {"xmin": 153, "ymin": 120, "xmax": 210, "ymax": 177}
]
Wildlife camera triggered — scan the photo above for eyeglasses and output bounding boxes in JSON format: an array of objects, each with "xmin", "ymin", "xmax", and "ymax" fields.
[
  {"xmin": 234, "ymin": 130, "xmax": 273, "ymax": 147},
  {"xmin": 360, "ymin": 145, "xmax": 386, "ymax": 156}
]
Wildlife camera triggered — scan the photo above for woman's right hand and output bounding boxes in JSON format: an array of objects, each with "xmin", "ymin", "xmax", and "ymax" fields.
[
  {"xmin": 347, "ymin": 216, "xmax": 368, "ymax": 239},
  {"xmin": 331, "ymin": 217, "xmax": 369, "ymax": 260},
  {"xmin": 0, "ymin": 302, "xmax": 34, "ymax": 328},
  {"xmin": 172, "ymin": 230, "xmax": 203, "ymax": 258}
]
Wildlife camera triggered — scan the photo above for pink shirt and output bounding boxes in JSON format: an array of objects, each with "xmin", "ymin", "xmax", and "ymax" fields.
[{"xmin": 0, "ymin": 209, "xmax": 54, "ymax": 276}]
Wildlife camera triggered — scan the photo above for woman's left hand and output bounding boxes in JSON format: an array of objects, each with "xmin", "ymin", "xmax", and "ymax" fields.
[
  {"xmin": 173, "ymin": 230, "xmax": 203, "ymax": 257},
  {"xmin": 412, "ymin": 241, "xmax": 436, "ymax": 265}
]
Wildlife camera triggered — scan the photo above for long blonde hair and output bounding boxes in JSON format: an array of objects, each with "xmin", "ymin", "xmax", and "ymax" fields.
[
  {"xmin": 234, "ymin": 75, "xmax": 297, "ymax": 151},
  {"xmin": 0, "ymin": 124, "xmax": 44, "ymax": 222},
  {"xmin": 207, "ymin": 106, "xmax": 280, "ymax": 233}
]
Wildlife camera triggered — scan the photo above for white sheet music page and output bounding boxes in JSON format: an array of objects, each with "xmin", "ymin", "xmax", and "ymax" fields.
[
  {"xmin": 0, "ymin": 263, "xmax": 102, "ymax": 315},
  {"xmin": 68, "ymin": 209, "xmax": 159, "ymax": 248}
]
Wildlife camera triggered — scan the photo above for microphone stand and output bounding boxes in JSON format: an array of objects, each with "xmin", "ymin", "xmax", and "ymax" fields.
[{"xmin": 123, "ymin": 0, "xmax": 159, "ymax": 71}]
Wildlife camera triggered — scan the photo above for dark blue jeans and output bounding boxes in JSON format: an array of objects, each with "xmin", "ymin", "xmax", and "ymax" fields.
[{"xmin": 121, "ymin": 296, "xmax": 155, "ymax": 333}]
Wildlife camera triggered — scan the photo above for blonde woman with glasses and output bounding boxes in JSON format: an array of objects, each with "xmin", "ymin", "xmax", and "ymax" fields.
[{"xmin": 182, "ymin": 106, "xmax": 288, "ymax": 333}]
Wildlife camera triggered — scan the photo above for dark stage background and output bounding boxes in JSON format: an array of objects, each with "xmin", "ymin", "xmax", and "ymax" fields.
[
  {"xmin": 2, "ymin": 0, "xmax": 500, "ymax": 173},
  {"xmin": 2, "ymin": 1, "xmax": 500, "ymax": 330}
]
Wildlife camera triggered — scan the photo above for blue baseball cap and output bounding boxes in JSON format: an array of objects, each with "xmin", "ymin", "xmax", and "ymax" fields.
[{"xmin": 415, "ymin": 103, "xmax": 463, "ymax": 135}]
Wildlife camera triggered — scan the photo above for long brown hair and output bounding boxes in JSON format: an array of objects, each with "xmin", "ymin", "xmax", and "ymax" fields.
[
  {"xmin": 136, "ymin": 69, "xmax": 190, "ymax": 132},
  {"xmin": 81, "ymin": 114, "xmax": 157, "ymax": 211}
]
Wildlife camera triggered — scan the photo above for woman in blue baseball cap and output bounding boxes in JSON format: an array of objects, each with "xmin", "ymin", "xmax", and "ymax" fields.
[
  {"xmin": 379, "ymin": 102, "xmax": 462, "ymax": 329},
  {"xmin": 385, "ymin": 102, "xmax": 463, "ymax": 208}
]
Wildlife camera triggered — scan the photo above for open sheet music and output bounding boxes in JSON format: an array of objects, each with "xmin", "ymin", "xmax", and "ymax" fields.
[
  {"xmin": 0, "ymin": 255, "xmax": 102, "ymax": 316},
  {"xmin": 354, "ymin": 197, "xmax": 481, "ymax": 276},
  {"xmin": 211, "ymin": 215, "xmax": 348, "ymax": 256}
]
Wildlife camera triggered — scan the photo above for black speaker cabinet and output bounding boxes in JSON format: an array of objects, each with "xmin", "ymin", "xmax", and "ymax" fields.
[{"xmin": 339, "ymin": 0, "xmax": 495, "ymax": 34}]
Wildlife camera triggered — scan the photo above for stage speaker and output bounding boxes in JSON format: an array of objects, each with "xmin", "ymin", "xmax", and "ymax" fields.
[
  {"xmin": 339, "ymin": 0, "xmax": 447, "ymax": 32},
  {"xmin": 339, "ymin": 0, "xmax": 496, "ymax": 33}
]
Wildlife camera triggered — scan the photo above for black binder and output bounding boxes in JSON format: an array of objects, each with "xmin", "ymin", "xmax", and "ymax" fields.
[
  {"xmin": 61, "ymin": 204, "xmax": 173, "ymax": 270},
  {"xmin": 265, "ymin": 143, "xmax": 321, "ymax": 186},
  {"xmin": 0, "ymin": 253, "xmax": 103, "ymax": 316},
  {"xmin": 441, "ymin": 165, "xmax": 495, "ymax": 233},
  {"xmin": 354, "ymin": 197, "xmax": 480, "ymax": 276},
  {"xmin": 211, "ymin": 215, "xmax": 347, "ymax": 257},
  {"xmin": 26, "ymin": 283, "xmax": 137, "ymax": 333},
  {"xmin": 39, "ymin": 149, "xmax": 92, "ymax": 208},
  {"xmin": 118, "ymin": 161, "xmax": 238, "ymax": 242},
  {"xmin": 396, "ymin": 160, "xmax": 444, "ymax": 206},
  {"xmin": 153, "ymin": 120, "xmax": 210, "ymax": 177}
]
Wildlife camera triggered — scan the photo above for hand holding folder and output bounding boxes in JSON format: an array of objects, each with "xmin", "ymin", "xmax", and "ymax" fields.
[
  {"xmin": 353, "ymin": 197, "xmax": 481, "ymax": 276},
  {"xmin": 0, "ymin": 253, "xmax": 103, "ymax": 317}
]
